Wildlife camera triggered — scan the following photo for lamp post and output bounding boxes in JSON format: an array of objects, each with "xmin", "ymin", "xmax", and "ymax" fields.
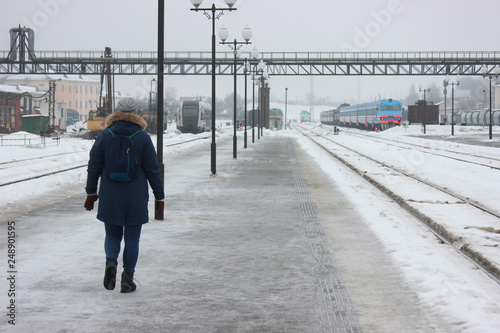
[
  {"xmin": 251, "ymin": 71, "xmax": 263, "ymax": 140},
  {"xmin": 156, "ymin": 0, "xmax": 164, "ymax": 220},
  {"xmin": 482, "ymin": 66, "xmax": 499, "ymax": 140},
  {"xmin": 443, "ymin": 80, "xmax": 447, "ymax": 125},
  {"xmin": 150, "ymin": 78, "xmax": 156, "ymax": 123},
  {"xmin": 445, "ymin": 75, "xmax": 460, "ymax": 136},
  {"xmin": 285, "ymin": 87, "xmax": 288, "ymax": 130},
  {"xmin": 256, "ymin": 60, "xmax": 266, "ymax": 140},
  {"xmin": 259, "ymin": 72, "xmax": 269, "ymax": 137},
  {"xmin": 250, "ymin": 47, "xmax": 259, "ymax": 143},
  {"xmin": 244, "ymin": 58, "xmax": 248, "ymax": 148},
  {"xmin": 252, "ymin": 76, "xmax": 256, "ymax": 142},
  {"xmin": 190, "ymin": 0, "xmax": 237, "ymax": 174},
  {"xmin": 419, "ymin": 85, "xmax": 430, "ymax": 134},
  {"xmin": 219, "ymin": 24, "xmax": 252, "ymax": 159},
  {"xmin": 259, "ymin": 72, "xmax": 269, "ymax": 136},
  {"xmin": 257, "ymin": 77, "xmax": 261, "ymax": 140}
]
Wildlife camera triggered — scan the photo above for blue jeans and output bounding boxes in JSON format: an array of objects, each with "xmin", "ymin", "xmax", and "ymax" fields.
[{"xmin": 104, "ymin": 224, "xmax": 142, "ymax": 276}]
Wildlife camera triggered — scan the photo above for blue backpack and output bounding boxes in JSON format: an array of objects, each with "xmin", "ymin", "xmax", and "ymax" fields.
[{"xmin": 104, "ymin": 128, "xmax": 142, "ymax": 182}]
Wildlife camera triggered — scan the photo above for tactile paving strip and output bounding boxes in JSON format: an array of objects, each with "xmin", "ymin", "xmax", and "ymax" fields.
[{"xmin": 290, "ymin": 148, "xmax": 363, "ymax": 333}]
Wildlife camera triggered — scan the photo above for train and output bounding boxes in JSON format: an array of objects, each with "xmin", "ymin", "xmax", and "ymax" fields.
[
  {"xmin": 459, "ymin": 109, "xmax": 500, "ymax": 126},
  {"xmin": 269, "ymin": 108, "xmax": 283, "ymax": 130},
  {"xmin": 177, "ymin": 100, "xmax": 212, "ymax": 134},
  {"xmin": 320, "ymin": 99, "xmax": 403, "ymax": 131},
  {"xmin": 320, "ymin": 103, "xmax": 348, "ymax": 126},
  {"xmin": 238, "ymin": 109, "xmax": 284, "ymax": 130},
  {"xmin": 238, "ymin": 109, "xmax": 253, "ymax": 128},
  {"xmin": 300, "ymin": 111, "xmax": 311, "ymax": 122}
]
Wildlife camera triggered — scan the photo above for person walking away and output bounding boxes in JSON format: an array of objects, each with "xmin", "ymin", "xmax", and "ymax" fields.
[{"xmin": 84, "ymin": 97, "xmax": 164, "ymax": 293}]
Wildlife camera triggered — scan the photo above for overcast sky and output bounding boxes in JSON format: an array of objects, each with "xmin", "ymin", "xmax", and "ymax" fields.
[{"xmin": 2, "ymin": 0, "xmax": 499, "ymax": 107}]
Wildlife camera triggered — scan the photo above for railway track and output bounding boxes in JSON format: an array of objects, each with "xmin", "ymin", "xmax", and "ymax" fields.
[
  {"xmin": 305, "ymin": 124, "xmax": 500, "ymax": 215},
  {"xmin": 294, "ymin": 124, "xmax": 500, "ymax": 285},
  {"xmin": 338, "ymin": 127, "xmax": 500, "ymax": 171},
  {"xmin": 308, "ymin": 129, "xmax": 500, "ymax": 219},
  {"xmin": 0, "ymin": 136, "xmax": 210, "ymax": 187},
  {"xmin": 0, "ymin": 151, "xmax": 84, "ymax": 166}
]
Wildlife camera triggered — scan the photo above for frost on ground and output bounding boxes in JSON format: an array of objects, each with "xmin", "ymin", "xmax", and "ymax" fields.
[{"xmin": 1, "ymin": 123, "xmax": 500, "ymax": 332}]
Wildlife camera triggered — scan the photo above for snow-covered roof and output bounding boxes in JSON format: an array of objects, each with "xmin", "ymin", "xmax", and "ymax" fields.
[
  {"xmin": 21, "ymin": 114, "xmax": 49, "ymax": 117},
  {"xmin": 0, "ymin": 84, "xmax": 46, "ymax": 96}
]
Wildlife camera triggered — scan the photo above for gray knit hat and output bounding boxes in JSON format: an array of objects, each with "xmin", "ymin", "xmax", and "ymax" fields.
[{"xmin": 116, "ymin": 97, "xmax": 138, "ymax": 113}]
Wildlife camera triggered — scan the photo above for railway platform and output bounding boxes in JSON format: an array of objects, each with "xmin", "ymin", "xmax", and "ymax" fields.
[{"xmin": 2, "ymin": 135, "xmax": 448, "ymax": 332}]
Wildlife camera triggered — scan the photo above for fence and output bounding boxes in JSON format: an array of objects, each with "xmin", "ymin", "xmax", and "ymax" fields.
[{"xmin": 0, "ymin": 133, "xmax": 60, "ymax": 147}]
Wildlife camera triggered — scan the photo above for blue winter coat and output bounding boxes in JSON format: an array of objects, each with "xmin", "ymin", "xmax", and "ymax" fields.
[{"xmin": 85, "ymin": 112, "xmax": 165, "ymax": 225}]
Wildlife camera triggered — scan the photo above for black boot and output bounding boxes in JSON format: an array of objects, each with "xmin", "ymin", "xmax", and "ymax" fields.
[
  {"xmin": 120, "ymin": 272, "xmax": 136, "ymax": 293},
  {"xmin": 103, "ymin": 258, "xmax": 118, "ymax": 290}
]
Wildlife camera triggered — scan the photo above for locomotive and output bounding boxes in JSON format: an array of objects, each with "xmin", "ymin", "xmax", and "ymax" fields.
[{"xmin": 177, "ymin": 100, "xmax": 212, "ymax": 134}]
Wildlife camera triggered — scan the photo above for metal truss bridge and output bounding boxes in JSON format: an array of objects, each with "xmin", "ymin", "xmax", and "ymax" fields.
[{"xmin": 1, "ymin": 50, "xmax": 499, "ymax": 76}]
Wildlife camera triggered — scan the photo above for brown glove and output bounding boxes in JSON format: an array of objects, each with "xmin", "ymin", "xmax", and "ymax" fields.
[
  {"xmin": 84, "ymin": 194, "xmax": 98, "ymax": 211},
  {"xmin": 154, "ymin": 200, "xmax": 164, "ymax": 220}
]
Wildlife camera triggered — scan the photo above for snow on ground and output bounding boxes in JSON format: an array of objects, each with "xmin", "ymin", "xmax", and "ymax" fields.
[
  {"xmin": 0, "ymin": 124, "xmax": 233, "ymax": 221},
  {"xmin": 272, "ymin": 123, "xmax": 500, "ymax": 332},
  {"xmin": 1, "ymin": 123, "xmax": 500, "ymax": 331}
]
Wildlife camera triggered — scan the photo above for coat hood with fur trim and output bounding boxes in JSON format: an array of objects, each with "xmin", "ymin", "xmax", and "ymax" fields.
[{"xmin": 105, "ymin": 112, "xmax": 147, "ymax": 130}]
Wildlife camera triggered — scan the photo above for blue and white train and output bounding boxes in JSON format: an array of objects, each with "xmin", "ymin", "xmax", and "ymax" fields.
[{"xmin": 320, "ymin": 99, "xmax": 403, "ymax": 131}]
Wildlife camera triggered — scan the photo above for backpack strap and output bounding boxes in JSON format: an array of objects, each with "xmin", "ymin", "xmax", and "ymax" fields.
[
  {"xmin": 128, "ymin": 130, "xmax": 142, "ymax": 139},
  {"xmin": 107, "ymin": 128, "xmax": 142, "ymax": 139}
]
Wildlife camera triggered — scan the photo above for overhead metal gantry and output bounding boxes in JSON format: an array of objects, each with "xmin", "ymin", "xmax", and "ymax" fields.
[{"xmin": 1, "ymin": 50, "xmax": 499, "ymax": 76}]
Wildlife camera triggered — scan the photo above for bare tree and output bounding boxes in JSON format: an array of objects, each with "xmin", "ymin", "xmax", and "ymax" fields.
[
  {"xmin": 404, "ymin": 83, "xmax": 419, "ymax": 106},
  {"xmin": 426, "ymin": 82, "xmax": 443, "ymax": 104}
]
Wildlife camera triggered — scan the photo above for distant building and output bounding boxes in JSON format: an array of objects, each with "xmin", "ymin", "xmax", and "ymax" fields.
[
  {"xmin": 408, "ymin": 100, "xmax": 439, "ymax": 125},
  {"xmin": 4, "ymin": 74, "xmax": 100, "ymax": 122},
  {"xmin": 0, "ymin": 84, "xmax": 46, "ymax": 133}
]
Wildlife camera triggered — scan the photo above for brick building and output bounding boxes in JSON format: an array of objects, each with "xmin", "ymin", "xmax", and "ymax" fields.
[{"xmin": 0, "ymin": 84, "xmax": 46, "ymax": 133}]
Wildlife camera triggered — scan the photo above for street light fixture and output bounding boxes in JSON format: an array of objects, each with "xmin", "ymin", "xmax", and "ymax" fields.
[
  {"xmin": 481, "ymin": 65, "xmax": 499, "ymax": 140},
  {"xmin": 418, "ymin": 84, "xmax": 430, "ymax": 134},
  {"xmin": 190, "ymin": 0, "xmax": 238, "ymax": 175},
  {"xmin": 218, "ymin": 24, "xmax": 252, "ymax": 159},
  {"xmin": 444, "ymin": 75, "xmax": 460, "ymax": 136}
]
